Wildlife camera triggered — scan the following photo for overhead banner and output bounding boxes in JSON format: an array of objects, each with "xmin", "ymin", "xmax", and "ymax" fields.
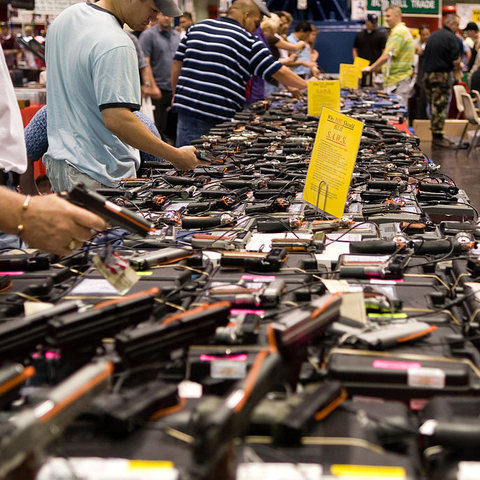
[{"xmin": 367, "ymin": 0, "xmax": 439, "ymax": 15}]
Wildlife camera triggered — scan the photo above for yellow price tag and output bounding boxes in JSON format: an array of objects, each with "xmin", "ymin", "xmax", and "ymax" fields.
[
  {"xmin": 128, "ymin": 460, "xmax": 175, "ymax": 470},
  {"xmin": 330, "ymin": 464, "xmax": 406, "ymax": 478}
]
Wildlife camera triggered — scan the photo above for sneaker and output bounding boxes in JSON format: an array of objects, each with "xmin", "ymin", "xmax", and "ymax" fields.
[{"xmin": 432, "ymin": 137, "xmax": 454, "ymax": 148}]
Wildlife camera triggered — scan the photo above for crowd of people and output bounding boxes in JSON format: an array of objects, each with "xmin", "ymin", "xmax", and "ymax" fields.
[
  {"xmin": 0, "ymin": 0, "xmax": 319, "ymax": 253},
  {"xmin": 0, "ymin": 0, "xmax": 479, "ymax": 253},
  {"xmin": 355, "ymin": 7, "xmax": 476, "ymax": 149}
]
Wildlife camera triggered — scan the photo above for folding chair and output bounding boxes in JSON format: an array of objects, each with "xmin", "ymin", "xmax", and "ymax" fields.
[{"xmin": 461, "ymin": 92, "xmax": 480, "ymax": 156}]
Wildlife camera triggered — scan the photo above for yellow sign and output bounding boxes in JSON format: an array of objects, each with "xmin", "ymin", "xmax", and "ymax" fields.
[
  {"xmin": 308, "ymin": 80, "xmax": 341, "ymax": 116},
  {"xmin": 339, "ymin": 64, "xmax": 360, "ymax": 89},
  {"xmin": 330, "ymin": 464, "xmax": 406, "ymax": 478},
  {"xmin": 473, "ymin": 10, "xmax": 480, "ymax": 22},
  {"xmin": 353, "ymin": 57, "xmax": 370, "ymax": 78},
  {"xmin": 303, "ymin": 108, "xmax": 363, "ymax": 219}
]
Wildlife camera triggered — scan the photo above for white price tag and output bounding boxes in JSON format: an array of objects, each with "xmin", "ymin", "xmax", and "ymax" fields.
[
  {"xmin": 211, "ymin": 359, "xmax": 247, "ymax": 379},
  {"xmin": 237, "ymin": 463, "xmax": 322, "ymax": 480},
  {"xmin": 407, "ymin": 367, "xmax": 445, "ymax": 389},
  {"xmin": 36, "ymin": 457, "xmax": 178, "ymax": 480},
  {"xmin": 458, "ymin": 461, "xmax": 480, "ymax": 480},
  {"xmin": 178, "ymin": 380, "xmax": 203, "ymax": 399}
]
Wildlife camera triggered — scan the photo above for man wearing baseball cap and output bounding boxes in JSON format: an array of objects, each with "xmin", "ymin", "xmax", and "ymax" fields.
[
  {"xmin": 352, "ymin": 13, "xmax": 386, "ymax": 65},
  {"xmin": 43, "ymin": 0, "xmax": 205, "ymax": 194}
]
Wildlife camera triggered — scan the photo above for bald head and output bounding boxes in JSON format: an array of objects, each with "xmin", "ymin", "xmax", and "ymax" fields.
[
  {"xmin": 228, "ymin": 0, "xmax": 263, "ymax": 33},
  {"xmin": 444, "ymin": 13, "xmax": 459, "ymax": 32}
]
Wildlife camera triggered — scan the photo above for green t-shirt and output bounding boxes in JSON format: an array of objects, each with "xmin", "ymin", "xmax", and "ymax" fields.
[{"xmin": 382, "ymin": 22, "xmax": 414, "ymax": 87}]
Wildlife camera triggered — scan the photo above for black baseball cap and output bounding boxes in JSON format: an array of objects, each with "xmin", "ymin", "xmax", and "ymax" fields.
[
  {"xmin": 154, "ymin": 0, "xmax": 182, "ymax": 17},
  {"xmin": 367, "ymin": 13, "xmax": 378, "ymax": 24},
  {"xmin": 465, "ymin": 22, "xmax": 479, "ymax": 32}
]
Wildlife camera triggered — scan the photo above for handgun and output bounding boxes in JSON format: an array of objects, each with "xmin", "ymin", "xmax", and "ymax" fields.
[
  {"xmin": 61, "ymin": 183, "xmax": 153, "ymax": 236},
  {"xmin": 220, "ymin": 248, "xmax": 288, "ymax": 272},
  {"xmin": 0, "ymin": 359, "xmax": 113, "ymax": 479}
]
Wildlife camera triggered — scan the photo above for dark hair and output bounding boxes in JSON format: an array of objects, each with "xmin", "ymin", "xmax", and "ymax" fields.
[
  {"xmin": 181, "ymin": 12, "xmax": 193, "ymax": 20},
  {"xmin": 295, "ymin": 21, "xmax": 312, "ymax": 33},
  {"xmin": 419, "ymin": 24, "xmax": 430, "ymax": 32},
  {"xmin": 465, "ymin": 21, "xmax": 479, "ymax": 32}
]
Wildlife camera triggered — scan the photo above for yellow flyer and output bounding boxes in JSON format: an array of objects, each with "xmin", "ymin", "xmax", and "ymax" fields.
[
  {"xmin": 308, "ymin": 80, "xmax": 340, "ymax": 116},
  {"xmin": 339, "ymin": 64, "xmax": 360, "ymax": 89},
  {"xmin": 353, "ymin": 57, "xmax": 370, "ymax": 78},
  {"xmin": 303, "ymin": 107, "xmax": 363, "ymax": 219}
]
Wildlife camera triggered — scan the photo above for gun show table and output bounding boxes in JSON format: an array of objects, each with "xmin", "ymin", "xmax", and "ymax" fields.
[{"xmin": 1, "ymin": 90, "xmax": 480, "ymax": 480}]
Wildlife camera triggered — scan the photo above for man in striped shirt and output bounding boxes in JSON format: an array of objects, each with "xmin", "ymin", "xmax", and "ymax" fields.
[
  {"xmin": 363, "ymin": 5, "xmax": 414, "ymax": 108},
  {"xmin": 171, "ymin": 0, "xmax": 308, "ymax": 146}
]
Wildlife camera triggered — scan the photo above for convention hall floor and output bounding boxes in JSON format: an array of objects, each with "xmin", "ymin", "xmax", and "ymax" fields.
[{"xmin": 420, "ymin": 141, "xmax": 480, "ymax": 214}]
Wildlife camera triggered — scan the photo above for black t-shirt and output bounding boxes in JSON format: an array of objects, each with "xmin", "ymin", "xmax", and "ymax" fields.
[
  {"xmin": 423, "ymin": 26, "xmax": 460, "ymax": 73},
  {"xmin": 353, "ymin": 28, "xmax": 387, "ymax": 64}
]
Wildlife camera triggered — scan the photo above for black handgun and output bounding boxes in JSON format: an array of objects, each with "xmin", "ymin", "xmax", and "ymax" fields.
[{"xmin": 62, "ymin": 183, "xmax": 153, "ymax": 236}]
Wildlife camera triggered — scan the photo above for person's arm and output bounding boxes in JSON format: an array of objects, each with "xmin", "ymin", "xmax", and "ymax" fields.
[
  {"xmin": 0, "ymin": 187, "xmax": 106, "ymax": 256},
  {"xmin": 101, "ymin": 107, "xmax": 201, "ymax": 170},
  {"xmin": 140, "ymin": 63, "xmax": 161, "ymax": 100},
  {"xmin": 274, "ymin": 37, "xmax": 306, "ymax": 53},
  {"xmin": 171, "ymin": 59, "xmax": 182, "ymax": 98},
  {"xmin": 19, "ymin": 156, "xmax": 40, "ymax": 196},
  {"xmin": 453, "ymin": 56, "xmax": 463, "ymax": 81},
  {"xmin": 352, "ymin": 47, "xmax": 358, "ymax": 60},
  {"xmin": 363, "ymin": 49, "xmax": 391, "ymax": 72},
  {"xmin": 271, "ymin": 66, "xmax": 308, "ymax": 89}
]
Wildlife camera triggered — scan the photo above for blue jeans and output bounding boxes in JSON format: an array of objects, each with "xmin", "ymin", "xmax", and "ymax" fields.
[{"xmin": 176, "ymin": 112, "xmax": 219, "ymax": 147}]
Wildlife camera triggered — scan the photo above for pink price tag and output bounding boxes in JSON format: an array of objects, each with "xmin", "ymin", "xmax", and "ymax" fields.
[
  {"xmin": 230, "ymin": 309, "xmax": 265, "ymax": 316},
  {"xmin": 1, "ymin": 271, "xmax": 24, "ymax": 275},
  {"xmin": 372, "ymin": 359, "xmax": 422, "ymax": 370},
  {"xmin": 200, "ymin": 354, "xmax": 248, "ymax": 362}
]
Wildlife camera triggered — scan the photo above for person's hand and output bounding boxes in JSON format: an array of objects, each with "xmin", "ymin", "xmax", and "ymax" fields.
[
  {"xmin": 148, "ymin": 84, "xmax": 162, "ymax": 100},
  {"xmin": 287, "ymin": 86, "xmax": 305, "ymax": 100},
  {"xmin": 293, "ymin": 40, "xmax": 306, "ymax": 51},
  {"xmin": 280, "ymin": 53, "xmax": 297, "ymax": 64},
  {"xmin": 362, "ymin": 66, "xmax": 373, "ymax": 72},
  {"xmin": 141, "ymin": 84, "xmax": 162, "ymax": 100},
  {"xmin": 21, "ymin": 195, "xmax": 107, "ymax": 256},
  {"xmin": 170, "ymin": 146, "xmax": 208, "ymax": 171}
]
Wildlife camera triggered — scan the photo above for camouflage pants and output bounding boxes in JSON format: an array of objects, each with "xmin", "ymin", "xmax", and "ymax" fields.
[{"xmin": 423, "ymin": 71, "xmax": 452, "ymax": 135}]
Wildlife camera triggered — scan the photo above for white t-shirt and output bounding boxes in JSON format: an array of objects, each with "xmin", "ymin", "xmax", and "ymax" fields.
[{"xmin": 0, "ymin": 49, "xmax": 27, "ymax": 174}]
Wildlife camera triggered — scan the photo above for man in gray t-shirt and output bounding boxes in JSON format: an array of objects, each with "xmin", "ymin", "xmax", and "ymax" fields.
[
  {"xmin": 140, "ymin": 12, "xmax": 180, "ymax": 142},
  {"xmin": 43, "ymin": 0, "xmax": 203, "ymax": 192}
]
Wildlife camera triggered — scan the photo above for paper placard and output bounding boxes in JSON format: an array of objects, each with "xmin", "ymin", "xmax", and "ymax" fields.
[
  {"xmin": 307, "ymin": 80, "xmax": 340, "ymax": 116},
  {"xmin": 353, "ymin": 57, "xmax": 370, "ymax": 78},
  {"xmin": 303, "ymin": 108, "xmax": 363, "ymax": 218},
  {"xmin": 339, "ymin": 64, "xmax": 361, "ymax": 89}
]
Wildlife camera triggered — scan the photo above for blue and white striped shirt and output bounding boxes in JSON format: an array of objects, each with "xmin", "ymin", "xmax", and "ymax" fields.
[{"xmin": 173, "ymin": 17, "xmax": 282, "ymax": 123}]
